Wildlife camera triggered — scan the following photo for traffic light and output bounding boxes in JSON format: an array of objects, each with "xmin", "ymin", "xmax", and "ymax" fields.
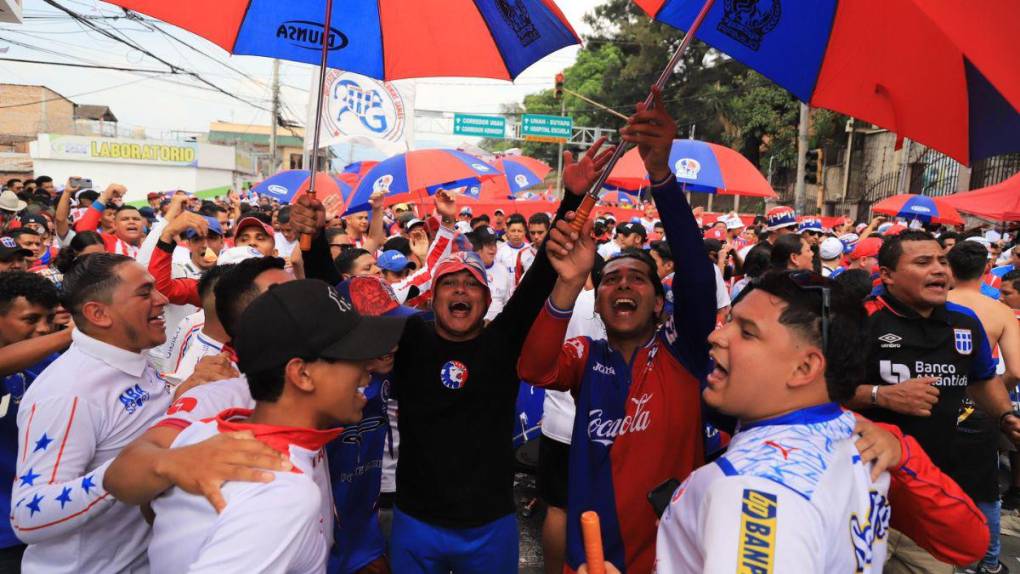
[
  {"xmin": 805, "ymin": 148, "xmax": 823, "ymax": 184},
  {"xmin": 555, "ymin": 73, "xmax": 564, "ymax": 99}
]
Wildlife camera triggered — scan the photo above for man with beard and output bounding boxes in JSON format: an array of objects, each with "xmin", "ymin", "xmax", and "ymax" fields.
[
  {"xmin": 291, "ymin": 138, "xmax": 615, "ymax": 573},
  {"xmin": 12, "ymin": 254, "xmax": 173, "ymax": 573},
  {"xmin": 518, "ymin": 88, "xmax": 717, "ymax": 574}
]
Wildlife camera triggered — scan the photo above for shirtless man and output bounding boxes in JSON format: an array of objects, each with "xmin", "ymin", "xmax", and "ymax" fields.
[{"xmin": 947, "ymin": 240, "xmax": 1020, "ymax": 574}]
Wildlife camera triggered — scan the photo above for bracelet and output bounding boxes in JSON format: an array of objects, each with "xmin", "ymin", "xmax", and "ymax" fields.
[
  {"xmin": 870, "ymin": 385, "xmax": 880, "ymax": 406},
  {"xmin": 650, "ymin": 173, "xmax": 674, "ymax": 189}
]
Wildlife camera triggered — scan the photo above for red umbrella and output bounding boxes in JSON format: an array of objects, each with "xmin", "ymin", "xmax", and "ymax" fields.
[
  {"xmin": 608, "ymin": 140, "xmax": 776, "ymax": 197},
  {"xmin": 872, "ymin": 194, "xmax": 964, "ymax": 226},
  {"xmin": 942, "ymin": 173, "xmax": 1020, "ymax": 222}
]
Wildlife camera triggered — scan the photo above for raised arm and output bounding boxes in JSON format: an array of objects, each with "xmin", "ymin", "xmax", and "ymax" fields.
[
  {"xmin": 489, "ymin": 138, "xmax": 614, "ymax": 354},
  {"xmin": 148, "ymin": 212, "xmax": 209, "ymax": 307},
  {"xmin": 362, "ymin": 191, "xmax": 387, "ymax": 254},
  {"xmin": 621, "ymin": 87, "xmax": 715, "ymax": 379},
  {"xmin": 0, "ymin": 330, "xmax": 70, "ymax": 377},
  {"xmin": 74, "ymin": 184, "xmax": 124, "ymax": 233},
  {"xmin": 54, "ymin": 179, "xmax": 77, "ymax": 243}
]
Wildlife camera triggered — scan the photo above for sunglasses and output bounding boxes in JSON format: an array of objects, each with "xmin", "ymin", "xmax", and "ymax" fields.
[
  {"xmin": 733, "ymin": 270, "xmax": 831, "ymax": 353},
  {"xmin": 787, "ymin": 270, "xmax": 831, "ymax": 353}
]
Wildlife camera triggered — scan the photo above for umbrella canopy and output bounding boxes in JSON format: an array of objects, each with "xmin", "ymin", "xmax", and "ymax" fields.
[
  {"xmin": 337, "ymin": 161, "xmax": 379, "ymax": 188},
  {"xmin": 103, "ymin": 0, "xmax": 580, "ymax": 82},
  {"xmin": 346, "ymin": 149, "xmax": 500, "ymax": 214},
  {"xmin": 609, "ymin": 139, "xmax": 775, "ymax": 197},
  {"xmin": 251, "ymin": 170, "xmax": 353, "ymax": 219},
  {"xmin": 493, "ymin": 156, "xmax": 552, "ymax": 194},
  {"xmin": 600, "ymin": 190, "xmax": 641, "ymax": 208},
  {"xmin": 637, "ymin": 0, "xmax": 1020, "ymax": 165},
  {"xmin": 872, "ymin": 193, "xmax": 964, "ymax": 226},
  {"xmin": 942, "ymin": 173, "xmax": 1020, "ymax": 222}
]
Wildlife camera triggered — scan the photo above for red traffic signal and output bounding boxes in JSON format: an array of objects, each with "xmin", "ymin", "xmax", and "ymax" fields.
[{"xmin": 555, "ymin": 72, "xmax": 564, "ymax": 99}]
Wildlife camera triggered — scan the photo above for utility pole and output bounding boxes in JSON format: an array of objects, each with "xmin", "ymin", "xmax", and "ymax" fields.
[
  {"xmin": 794, "ymin": 102, "xmax": 809, "ymax": 214},
  {"xmin": 841, "ymin": 117, "xmax": 855, "ymax": 200},
  {"xmin": 270, "ymin": 59, "xmax": 281, "ymax": 174},
  {"xmin": 554, "ymin": 73, "xmax": 566, "ymax": 197},
  {"xmin": 896, "ymin": 137, "xmax": 912, "ymax": 195}
]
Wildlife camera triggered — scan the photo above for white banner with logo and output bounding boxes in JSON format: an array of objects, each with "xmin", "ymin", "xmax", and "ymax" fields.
[{"xmin": 307, "ymin": 70, "xmax": 415, "ymax": 155}]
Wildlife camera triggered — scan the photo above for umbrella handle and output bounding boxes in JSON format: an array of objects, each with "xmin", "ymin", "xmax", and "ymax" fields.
[
  {"xmin": 299, "ymin": 190, "xmax": 317, "ymax": 251},
  {"xmin": 581, "ymin": 511, "xmax": 606, "ymax": 574},
  {"xmin": 570, "ymin": 194, "xmax": 597, "ymax": 235}
]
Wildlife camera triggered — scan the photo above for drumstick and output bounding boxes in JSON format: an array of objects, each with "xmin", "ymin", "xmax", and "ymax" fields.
[{"xmin": 581, "ymin": 511, "xmax": 606, "ymax": 574}]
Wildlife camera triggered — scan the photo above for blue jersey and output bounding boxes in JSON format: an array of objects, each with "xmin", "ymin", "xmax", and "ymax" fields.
[
  {"xmin": 0, "ymin": 353, "xmax": 59, "ymax": 549},
  {"xmin": 326, "ymin": 373, "xmax": 392, "ymax": 573}
]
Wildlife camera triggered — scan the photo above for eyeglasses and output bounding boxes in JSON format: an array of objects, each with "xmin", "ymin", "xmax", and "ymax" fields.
[
  {"xmin": 731, "ymin": 270, "xmax": 832, "ymax": 353},
  {"xmin": 787, "ymin": 270, "xmax": 831, "ymax": 353}
]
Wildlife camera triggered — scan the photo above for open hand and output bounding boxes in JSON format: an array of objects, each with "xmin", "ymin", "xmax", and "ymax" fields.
[
  {"xmin": 434, "ymin": 189, "xmax": 457, "ymax": 221},
  {"xmin": 172, "ymin": 353, "xmax": 239, "ymax": 400},
  {"xmin": 853, "ymin": 417, "xmax": 903, "ymax": 481},
  {"xmin": 562, "ymin": 137, "xmax": 616, "ymax": 196},
  {"xmin": 546, "ymin": 212, "xmax": 596, "ymax": 285},
  {"xmin": 156, "ymin": 430, "xmax": 291, "ymax": 513}
]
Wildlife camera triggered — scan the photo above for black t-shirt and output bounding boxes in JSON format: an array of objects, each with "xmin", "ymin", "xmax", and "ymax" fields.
[
  {"xmin": 391, "ymin": 194, "xmax": 579, "ymax": 528},
  {"xmin": 858, "ymin": 290, "xmax": 996, "ymax": 477}
]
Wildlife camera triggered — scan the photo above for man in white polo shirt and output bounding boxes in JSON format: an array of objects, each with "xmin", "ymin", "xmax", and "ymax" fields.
[
  {"xmin": 11, "ymin": 253, "xmax": 173, "ymax": 573},
  {"xmin": 147, "ymin": 279, "xmax": 406, "ymax": 573}
]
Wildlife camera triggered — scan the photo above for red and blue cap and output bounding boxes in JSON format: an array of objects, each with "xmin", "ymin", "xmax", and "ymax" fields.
[
  {"xmin": 433, "ymin": 251, "xmax": 490, "ymax": 303},
  {"xmin": 765, "ymin": 206, "xmax": 798, "ymax": 231}
]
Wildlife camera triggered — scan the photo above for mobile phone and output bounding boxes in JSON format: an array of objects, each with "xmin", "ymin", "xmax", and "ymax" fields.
[
  {"xmin": 70, "ymin": 177, "xmax": 93, "ymax": 190},
  {"xmin": 647, "ymin": 478, "xmax": 682, "ymax": 519}
]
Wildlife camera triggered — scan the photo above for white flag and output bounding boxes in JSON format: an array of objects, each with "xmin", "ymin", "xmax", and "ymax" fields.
[{"xmin": 307, "ymin": 69, "xmax": 415, "ymax": 155}]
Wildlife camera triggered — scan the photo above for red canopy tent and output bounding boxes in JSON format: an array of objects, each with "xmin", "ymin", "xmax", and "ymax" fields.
[{"xmin": 941, "ymin": 172, "xmax": 1020, "ymax": 221}]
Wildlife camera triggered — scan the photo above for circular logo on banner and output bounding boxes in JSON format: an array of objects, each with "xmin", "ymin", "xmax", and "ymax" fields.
[
  {"xmin": 373, "ymin": 175, "xmax": 393, "ymax": 193},
  {"xmin": 674, "ymin": 158, "xmax": 701, "ymax": 180},
  {"xmin": 440, "ymin": 360, "xmax": 469, "ymax": 390},
  {"xmin": 514, "ymin": 174, "xmax": 529, "ymax": 188},
  {"xmin": 324, "ymin": 70, "xmax": 407, "ymax": 142},
  {"xmin": 266, "ymin": 184, "xmax": 289, "ymax": 196}
]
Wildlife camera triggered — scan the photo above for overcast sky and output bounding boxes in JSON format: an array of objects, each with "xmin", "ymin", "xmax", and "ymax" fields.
[{"xmin": 0, "ymin": 0, "xmax": 604, "ymax": 153}]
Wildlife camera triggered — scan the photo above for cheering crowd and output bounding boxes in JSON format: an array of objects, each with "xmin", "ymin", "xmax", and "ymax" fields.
[{"xmin": 0, "ymin": 95, "xmax": 1017, "ymax": 574}]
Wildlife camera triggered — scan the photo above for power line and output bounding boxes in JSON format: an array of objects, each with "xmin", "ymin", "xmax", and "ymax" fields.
[
  {"xmin": 0, "ymin": 56, "xmax": 168, "ymax": 74},
  {"xmin": 0, "ymin": 76, "xmax": 154, "ymax": 109}
]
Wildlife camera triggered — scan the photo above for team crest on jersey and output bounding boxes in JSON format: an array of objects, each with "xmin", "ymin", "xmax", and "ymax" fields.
[
  {"xmin": 440, "ymin": 360, "xmax": 469, "ymax": 390},
  {"xmin": 954, "ymin": 328, "xmax": 973, "ymax": 355},
  {"xmin": 850, "ymin": 490, "xmax": 891, "ymax": 572},
  {"xmin": 738, "ymin": 489, "xmax": 777, "ymax": 572},
  {"xmin": 118, "ymin": 384, "xmax": 150, "ymax": 414},
  {"xmin": 565, "ymin": 338, "xmax": 585, "ymax": 359}
]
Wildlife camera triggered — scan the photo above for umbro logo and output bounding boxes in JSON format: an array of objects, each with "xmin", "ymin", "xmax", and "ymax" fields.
[{"xmin": 878, "ymin": 333, "xmax": 902, "ymax": 348}]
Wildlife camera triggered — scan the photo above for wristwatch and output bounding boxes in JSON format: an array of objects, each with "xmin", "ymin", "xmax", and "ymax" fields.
[{"xmin": 870, "ymin": 385, "xmax": 880, "ymax": 406}]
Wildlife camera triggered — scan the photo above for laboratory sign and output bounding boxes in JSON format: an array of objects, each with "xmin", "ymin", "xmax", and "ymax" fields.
[{"xmin": 48, "ymin": 135, "xmax": 199, "ymax": 167}]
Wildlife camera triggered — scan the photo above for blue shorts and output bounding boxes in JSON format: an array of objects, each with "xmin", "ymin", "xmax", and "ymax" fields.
[{"xmin": 389, "ymin": 507, "xmax": 518, "ymax": 574}]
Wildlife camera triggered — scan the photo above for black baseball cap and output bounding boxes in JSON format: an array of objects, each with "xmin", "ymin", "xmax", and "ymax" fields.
[
  {"xmin": 0, "ymin": 236, "xmax": 31, "ymax": 261},
  {"xmin": 234, "ymin": 279, "xmax": 407, "ymax": 374},
  {"xmin": 616, "ymin": 222, "xmax": 647, "ymax": 238}
]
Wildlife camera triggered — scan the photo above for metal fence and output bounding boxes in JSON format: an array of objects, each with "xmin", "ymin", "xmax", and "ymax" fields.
[{"xmin": 971, "ymin": 153, "xmax": 1020, "ymax": 188}]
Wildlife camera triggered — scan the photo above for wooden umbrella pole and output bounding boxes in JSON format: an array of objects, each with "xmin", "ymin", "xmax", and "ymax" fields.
[
  {"xmin": 570, "ymin": 0, "xmax": 716, "ymax": 233},
  {"xmin": 300, "ymin": 0, "xmax": 335, "ymax": 250}
]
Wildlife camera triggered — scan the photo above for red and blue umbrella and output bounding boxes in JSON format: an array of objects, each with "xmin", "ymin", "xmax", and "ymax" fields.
[
  {"xmin": 103, "ymin": 1, "xmax": 580, "ymax": 82},
  {"xmin": 252, "ymin": 170, "xmax": 354, "ymax": 218},
  {"xmin": 608, "ymin": 139, "xmax": 776, "ymax": 197},
  {"xmin": 493, "ymin": 156, "xmax": 552, "ymax": 194},
  {"xmin": 346, "ymin": 149, "xmax": 500, "ymax": 214},
  {"xmin": 636, "ymin": 0, "xmax": 1020, "ymax": 165},
  {"xmin": 600, "ymin": 189, "xmax": 641, "ymax": 208},
  {"xmin": 872, "ymin": 194, "xmax": 964, "ymax": 226}
]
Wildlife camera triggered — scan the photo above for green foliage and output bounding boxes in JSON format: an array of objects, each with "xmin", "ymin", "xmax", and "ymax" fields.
[{"xmin": 481, "ymin": 0, "xmax": 850, "ymax": 183}]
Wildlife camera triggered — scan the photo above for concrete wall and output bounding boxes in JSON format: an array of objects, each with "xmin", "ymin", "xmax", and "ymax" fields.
[{"xmin": 0, "ymin": 85, "xmax": 75, "ymax": 137}]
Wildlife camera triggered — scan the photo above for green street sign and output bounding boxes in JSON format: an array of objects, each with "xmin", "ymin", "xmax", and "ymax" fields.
[
  {"xmin": 453, "ymin": 114, "xmax": 506, "ymax": 138},
  {"xmin": 521, "ymin": 114, "xmax": 573, "ymax": 143}
]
